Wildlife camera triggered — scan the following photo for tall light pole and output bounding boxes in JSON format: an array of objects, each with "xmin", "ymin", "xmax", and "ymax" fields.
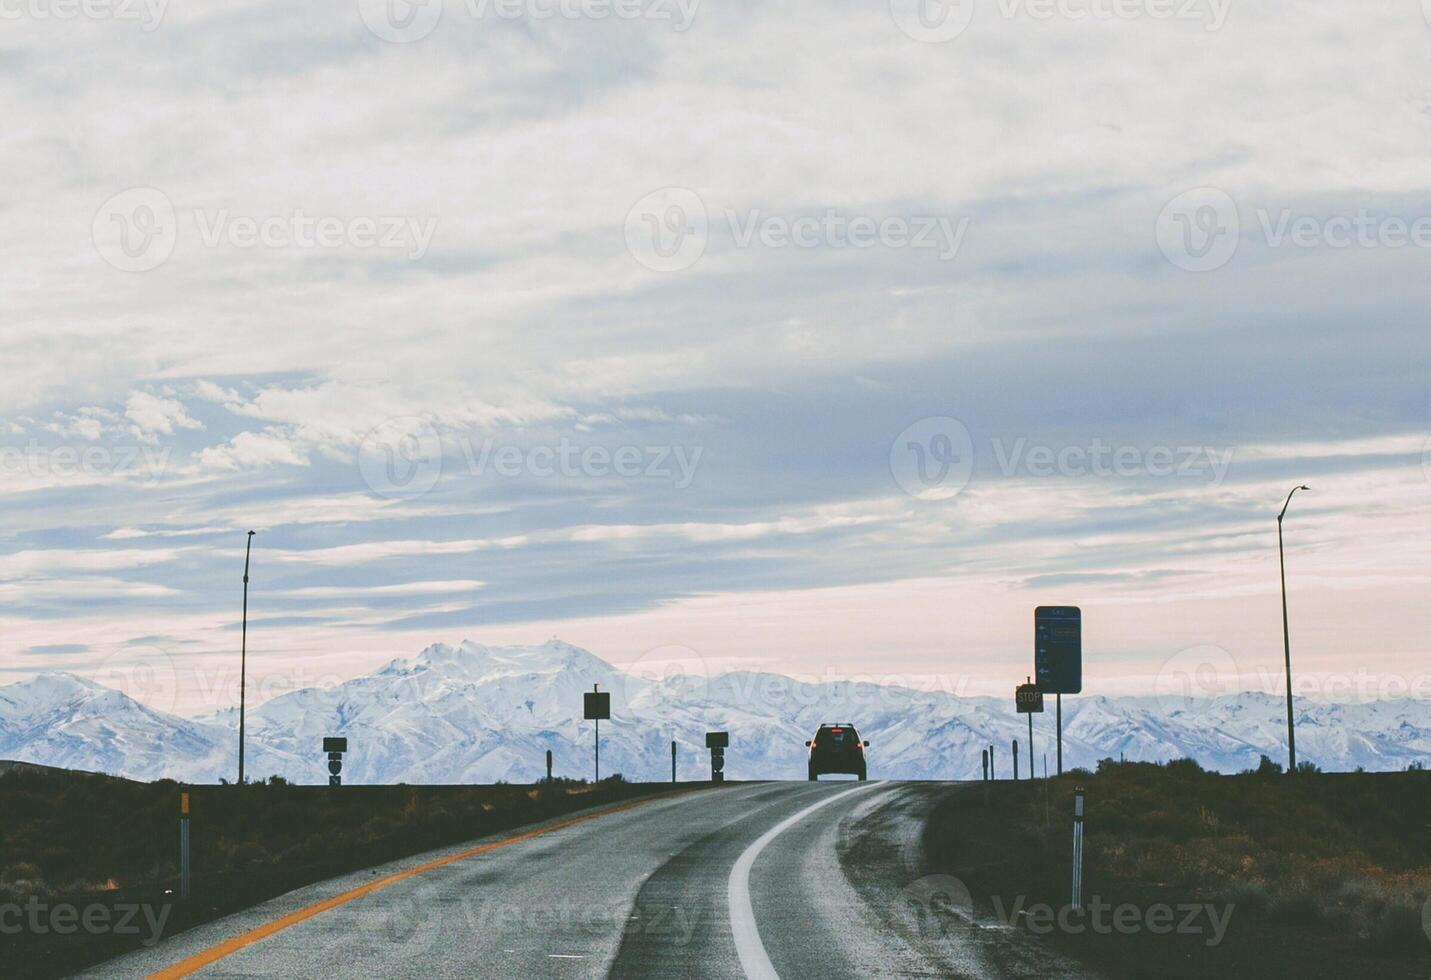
[
  {"xmin": 238, "ymin": 530, "xmax": 256, "ymax": 785},
  {"xmin": 1278, "ymin": 486, "xmax": 1308, "ymax": 774}
]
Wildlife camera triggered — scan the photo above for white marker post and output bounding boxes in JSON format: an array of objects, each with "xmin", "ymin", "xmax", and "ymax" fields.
[{"xmin": 1071, "ymin": 786, "xmax": 1085, "ymax": 909}]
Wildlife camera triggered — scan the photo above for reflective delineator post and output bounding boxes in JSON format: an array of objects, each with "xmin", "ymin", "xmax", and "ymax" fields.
[
  {"xmin": 1071, "ymin": 786, "xmax": 1086, "ymax": 909},
  {"xmin": 179, "ymin": 792, "xmax": 191, "ymax": 901},
  {"xmin": 1012, "ymin": 739, "xmax": 1020, "ymax": 781},
  {"xmin": 671, "ymin": 740, "xmax": 677, "ymax": 783},
  {"xmin": 988, "ymin": 743, "xmax": 996, "ymax": 781},
  {"xmin": 545, "ymin": 749, "xmax": 553, "ymax": 783},
  {"xmin": 981, "ymin": 749, "xmax": 989, "ymax": 781}
]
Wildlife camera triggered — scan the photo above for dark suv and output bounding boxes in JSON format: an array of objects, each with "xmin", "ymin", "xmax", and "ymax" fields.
[{"xmin": 806, "ymin": 723, "xmax": 868, "ymax": 780}]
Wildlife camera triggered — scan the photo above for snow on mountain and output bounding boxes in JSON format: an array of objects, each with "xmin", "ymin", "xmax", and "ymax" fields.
[
  {"xmin": 2, "ymin": 640, "xmax": 1429, "ymax": 784},
  {"xmin": 0, "ymin": 672, "xmax": 296, "ymax": 783}
]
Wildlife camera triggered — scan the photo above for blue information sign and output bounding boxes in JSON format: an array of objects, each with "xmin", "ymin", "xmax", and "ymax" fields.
[{"xmin": 1035, "ymin": 606, "xmax": 1082, "ymax": 694}]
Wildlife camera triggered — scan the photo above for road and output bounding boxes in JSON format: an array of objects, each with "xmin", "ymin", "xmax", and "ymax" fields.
[{"xmin": 83, "ymin": 781, "xmax": 1099, "ymax": 979}]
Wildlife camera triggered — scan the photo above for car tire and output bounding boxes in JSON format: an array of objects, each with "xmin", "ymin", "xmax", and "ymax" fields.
[
  {"xmin": 858, "ymin": 767, "xmax": 867, "ymax": 781},
  {"xmin": 808, "ymin": 766, "xmax": 818, "ymax": 781}
]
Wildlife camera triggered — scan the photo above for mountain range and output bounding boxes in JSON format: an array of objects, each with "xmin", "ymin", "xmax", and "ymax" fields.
[{"xmin": 2, "ymin": 640, "xmax": 1428, "ymax": 783}]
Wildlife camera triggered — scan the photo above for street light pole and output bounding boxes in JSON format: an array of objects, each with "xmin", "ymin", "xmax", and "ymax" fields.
[
  {"xmin": 1278, "ymin": 486, "xmax": 1308, "ymax": 774},
  {"xmin": 238, "ymin": 530, "xmax": 255, "ymax": 786}
]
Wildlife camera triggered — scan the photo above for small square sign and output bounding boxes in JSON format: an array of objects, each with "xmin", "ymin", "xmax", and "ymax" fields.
[{"xmin": 584, "ymin": 691, "xmax": 611, "ymax": 720}]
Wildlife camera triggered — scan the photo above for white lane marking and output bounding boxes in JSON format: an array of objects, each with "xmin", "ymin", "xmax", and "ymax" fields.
[{"xmin": 727, "ymin": 783, "xmax": 884, "ymax": 980}]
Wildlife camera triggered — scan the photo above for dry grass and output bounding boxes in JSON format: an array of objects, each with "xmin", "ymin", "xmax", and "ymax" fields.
[{"xmin": 1016, "ymin": 761, "xmax": 1431, "ymax": 951}]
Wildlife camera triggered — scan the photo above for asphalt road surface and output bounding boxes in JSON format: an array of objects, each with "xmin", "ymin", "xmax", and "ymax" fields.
[{"xmin": 83, "ymin": 781, "xmax": 1100, "ymax": 979}]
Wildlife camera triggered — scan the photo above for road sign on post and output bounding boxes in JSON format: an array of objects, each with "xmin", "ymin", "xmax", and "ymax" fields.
[
  {"xmin": 583, "ymin": 691, "xmax": 611, "ymax": 720},
  {"xmin": 323, "ymin": 736, "xmax": 347, "ymax": 786},
  {"xmin": 1035, "ymin": 607, "xmax": 1082, "ymax": 694},
  {"xmin": 1036, "ymin": 606, "xmax": 1082, "ymax": 776},
  {"xmin": 584, "ymin": 686, "xmax": 610, "ymax": 782},
  {"xmin": 705, "ymin": 731, "xmax": 728, "ymax": 783},
  {"xmin": 1017, "ymin": 679, "xmax": 1042, "ymax": 781}
]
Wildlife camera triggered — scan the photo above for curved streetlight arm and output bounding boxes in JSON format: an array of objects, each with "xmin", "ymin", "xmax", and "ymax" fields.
[{"xmin": 1278, "ymin": 485, "xmax": 1310, "ymax": 523}]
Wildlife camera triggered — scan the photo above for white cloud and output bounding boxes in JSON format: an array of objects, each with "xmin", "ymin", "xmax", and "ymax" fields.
[
  {"xmin": 124, "ymin": 392, "xmax": 204, "ymax": 444},
  {"xmin": 197, "ymin": 428, "xmax": 310, "ymax": 471}
]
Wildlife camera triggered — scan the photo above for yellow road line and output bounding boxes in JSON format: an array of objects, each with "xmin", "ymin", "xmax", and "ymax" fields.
[{"xmin": 149, "ymin": 791, "xmax": 691, "ymax": 980}]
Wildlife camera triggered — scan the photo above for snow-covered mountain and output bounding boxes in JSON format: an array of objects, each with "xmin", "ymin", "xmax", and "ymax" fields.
[{"xmin": 2, "ymin": 640, "xmax": 1429, "ymax": 783}]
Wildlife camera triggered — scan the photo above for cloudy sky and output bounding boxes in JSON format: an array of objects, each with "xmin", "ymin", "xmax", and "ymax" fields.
[{"xmin": 3, "ymin": 0, "xmax": 1430, "ymax": 715}]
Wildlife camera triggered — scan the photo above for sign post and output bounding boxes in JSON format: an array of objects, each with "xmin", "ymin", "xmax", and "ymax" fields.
[
  {"xmin": 705, "ymin": 731, "xmax": 728, "ymax": 783},
  {"xmin": 1016, "ymin": 679, "xmax": 1044, "ymax": 781},
  {"xmin": 1035, "ymin": 606, "xmax": 1082, "ymax": 776},
  {"xmin": 323, "ymin": 736, "xmax": 347, "ymax": 786},
  {"xmin": 583, "ymin": 686, "xmax": 610, "ymax": 783},
  {"xmin": 238, "ymin": 530, "xmax": 256, "ymax": 785},
  {"xmin": 179, "ymin": 792, "xmax": 190, "ymax": 901}
]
